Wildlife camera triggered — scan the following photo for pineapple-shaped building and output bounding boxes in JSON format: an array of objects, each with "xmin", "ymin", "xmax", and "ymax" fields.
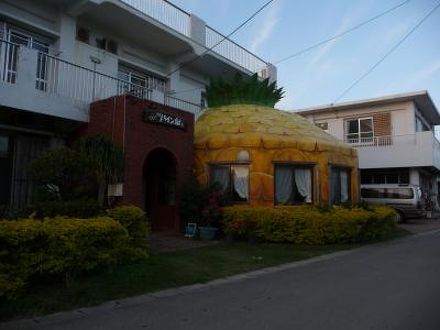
[{"xmin": 194, "ymin": 104, "xmax": 359, "ymax": 206}]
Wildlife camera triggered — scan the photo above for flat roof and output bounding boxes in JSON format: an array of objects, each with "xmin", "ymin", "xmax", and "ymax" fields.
[{"xmin": 294, "ymin": 91, "xmax": 440, "ymax": 125}]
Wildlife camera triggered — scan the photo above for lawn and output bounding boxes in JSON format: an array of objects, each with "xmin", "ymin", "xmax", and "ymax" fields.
[{"xmin": 0, "ymin": 228, "xmax": 409, "ymax": 322}]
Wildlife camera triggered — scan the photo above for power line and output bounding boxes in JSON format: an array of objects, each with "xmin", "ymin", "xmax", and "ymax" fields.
[
  {"xmin": 274, "ymin": 0, "xmax": 411, "ymax": 65},
  {"xmin": 333, "ymin": 1, "xmax": 440, "ymax": 103},
  {"xmin": 166, "ymin": 0, "xmax": 275, "ymax": 77}
]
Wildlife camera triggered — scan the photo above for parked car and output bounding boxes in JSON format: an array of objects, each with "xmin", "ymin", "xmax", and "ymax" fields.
[{"xmin": 360, "ymin": 184, "xmax": 426, "ymax": 222}]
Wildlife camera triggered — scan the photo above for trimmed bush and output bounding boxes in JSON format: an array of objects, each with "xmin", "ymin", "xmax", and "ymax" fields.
[
  {"xmin": 107, "ymin": 206, "xmax": 149, "ymax": 250},
  {"xmin": 222, "ymin": 205, "xmax": 397, "ymax": 245},
  {"xmin": 0, "ymin": 216, "xmax": 145, "ymax": 298},
  {"xmin": 33, "ymin": 199, "xmax": 102, "ymax": 219}
]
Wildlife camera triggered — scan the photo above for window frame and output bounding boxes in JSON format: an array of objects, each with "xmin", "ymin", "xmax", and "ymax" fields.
[
  {"xmin": 330, "ymin": 165, "xmax": 352, "ymax": 205},
  {"xmin": 208, "ymin": 162, "xmax": 250, "ymax": 204},
  {"xmin": 345, "ymin": 117, "xmax": 374, "ymax": 144},
  {"xmin": 273, "ymin": 162, "xmax": 315, "ymax": 206}
]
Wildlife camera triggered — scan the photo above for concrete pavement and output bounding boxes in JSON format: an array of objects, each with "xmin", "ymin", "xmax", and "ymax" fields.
[{"xmin": 4, "ymin": 229, "xmax": 440, "ymax": 330}]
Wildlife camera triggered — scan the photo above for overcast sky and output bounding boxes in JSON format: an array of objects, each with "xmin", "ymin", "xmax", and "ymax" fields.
[{"xmin": 171, "ymin": 0, "xmax": 440, "ymax": 110}]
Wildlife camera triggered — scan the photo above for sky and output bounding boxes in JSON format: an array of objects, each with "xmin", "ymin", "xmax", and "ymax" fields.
[{"xmin": 171, "ymin": 0, "xmax": 440, "ymax": 111}]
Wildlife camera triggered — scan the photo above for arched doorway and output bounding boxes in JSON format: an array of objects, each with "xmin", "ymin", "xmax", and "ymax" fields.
[{"xmin": 143, "ymin": 148, "xmax": 178, "ymax": 231}]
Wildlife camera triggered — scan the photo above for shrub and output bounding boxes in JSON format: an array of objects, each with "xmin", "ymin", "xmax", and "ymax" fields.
[
  {"xmin": 222, "ymin": 205, "xmax": 397, "ymax": 245},
  {"xmin": 0, "ymin": 216, "xmax": 145, "ymax": 298},
  {"xmin": 107, "ymin": 206, "xmax": 149, "ymax": 250},
  {"xmin": 32, "ymin": 199, "xmax": 102, "ymax": 219},
  {"xmin": 28, "ymin": 147, "xmax": 93, "ymax": 201}
]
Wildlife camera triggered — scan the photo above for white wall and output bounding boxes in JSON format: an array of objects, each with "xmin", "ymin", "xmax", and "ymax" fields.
[{"xmin": 303, "ymin": 101, "xmax": 416, "ymax": 140}]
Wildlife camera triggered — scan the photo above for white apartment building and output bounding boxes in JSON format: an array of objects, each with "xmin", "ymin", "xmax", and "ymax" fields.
[
  {"xmin": 0, "ymin": 0, "xmax": 276, "ymax": 211},
  {"xmin": 297, "ymin": 91, "xmax": 440, "ymax": 202}
]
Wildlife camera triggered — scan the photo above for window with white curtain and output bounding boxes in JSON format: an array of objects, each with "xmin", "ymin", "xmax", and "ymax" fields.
[
  {"xmin": 209, "ymin": 164, "xmax": 249, "ymax": 202},
  {"xmin": 331, "ymin": 167, "xmax": 351, "ymax": 204},
  {"xmin": 274, "ymin": 164, "xmax": 313, "ymax": 205}
]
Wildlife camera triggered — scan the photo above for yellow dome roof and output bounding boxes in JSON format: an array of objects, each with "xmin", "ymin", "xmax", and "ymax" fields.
[{"xmin": 195, "ymin": 104, "xmax": 355, "ymax": 155}]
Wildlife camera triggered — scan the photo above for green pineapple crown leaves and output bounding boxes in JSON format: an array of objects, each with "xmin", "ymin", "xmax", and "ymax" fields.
[{"xmin": 206, "ymin": 72, "xmax": 284, "ymax": 108}]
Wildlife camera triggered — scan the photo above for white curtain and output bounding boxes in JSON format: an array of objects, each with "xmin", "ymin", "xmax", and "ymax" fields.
[
  {"xmin": 295, "ymin": 168, "xmax": 312, "ymax": 203},
  {"xmin": 275, "ymin": 166, "xmax": 292, "ymax": 204},
  {"xmin": 232, "ymin": 166, "xmax": 249, "ymax": 200},
  {"xmin": 212, "ymin": 166, "xmax": 229, "ymax": 193},
  {"xmin": 340, "ymin": 170, "xmax": 349, "ymax": 202}
]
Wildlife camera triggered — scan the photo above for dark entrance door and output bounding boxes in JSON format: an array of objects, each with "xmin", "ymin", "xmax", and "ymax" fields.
[
  {"xmin": 0, "ymin": 135, "xmax": 12, "ymax": 209},
  {"xmin": 143, "ymin": 148, "xmax": 178, "ymax": 231}
]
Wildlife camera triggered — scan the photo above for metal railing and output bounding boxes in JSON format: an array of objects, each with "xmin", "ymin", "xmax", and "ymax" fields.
[
  {"xmin": 0, "ymin": 39, "xmax": 19, "ymax": 84},
  {"xmin": 37, "ymin": 52, "xmax": 154, "ymax": 103},
  {"xmin": 119, "ymin": 0, "xmax": 268, "ymax": 76},
  {"xmin": 346, "ymin": 133, "xmax": 440, "ymax": 148},
  {"xmin": 121, "ymin": 0, "xmax": 190, "ymax": 36},
  {"xmin": 165, "ymin": 95, "xmax": 203, "ymax": 115},
  {"xmin": 205, "ymin": 26, "xmax": 267, "ymax": 75},
  {"xmin": 346, "ymin": 135, "xmax": 393, "ymax": 147},
  {"xmin": 37, "ymin": 51, "xmax": 201, "ymax": 113}
]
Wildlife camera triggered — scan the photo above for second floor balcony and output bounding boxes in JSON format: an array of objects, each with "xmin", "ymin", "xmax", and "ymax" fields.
[
  {"xmin": 354, "ymin": 131, "xmax": 440, "ymax": 171},
  {"xmin": 0, "ymin": 39, "xmax": 202, "ymax": 122}
]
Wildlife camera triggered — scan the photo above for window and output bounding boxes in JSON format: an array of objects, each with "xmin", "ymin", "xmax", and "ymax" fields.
[
  {"xmin": 361, "ymin": 188, "xmax": 413, "ymax": 200},
  {"xmin": 345, "ymin": 117, "xmax": 373, "ymax": 144},
  {"xmin": 361, "ymin": 169, "xmax": 409, "ymax": 185},
  {"xmin": 209, "ymin": 164, "xmax": 249, "ymax": 202},
  {"xmin": 274, "ymin": 164, "xmax": 313, "ymax": 205},
  {"xmin": 0, "ymin": 136, "xmax": 8, "ymax": 158},
  {"xmin": 118, "ymin": 65, "xmax": 168, "ymax": 98},
  {"xmin": 331, "ymin": 167, "xmax": 350, "ymax": 204}
]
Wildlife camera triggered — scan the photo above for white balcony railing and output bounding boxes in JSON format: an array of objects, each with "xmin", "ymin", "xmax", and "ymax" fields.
[
  {"xmin": 119, "ymin": 0, "xmax": 268, "ymax": 76},
  {"xmin": 0, "ymin": 39, "xmax": 18, "ymax": 84},
  {"xmin": 121, "ymin": 0, "xmax": 190, "ymax": 36},
  {"xmin": 355, "ymin": 132, "xmax": 440, "ymax": 170},
  {"xmin": 346, "ymin": 135, "xmax": 393, "ymax": 147},
  {"xmin": 0, "ymin": 39, "xmax": 202, "ymax": 115},
  {"xmin": 205, "ymin": 26, "xmax": 267, "ymax": 75}
]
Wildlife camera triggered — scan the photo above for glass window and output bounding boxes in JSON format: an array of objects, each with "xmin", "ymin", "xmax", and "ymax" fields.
[
  {"xmin": 331, "ymin": 167, "xmax": 350, "ymax": 204},
  {"xmin": 345, "ymin": 118, "xmax": 374, "ymax": 144},
  {"xmin": 118, "ymin": 65, "xmax": 168, "ymax": 98},
  {"xmin": 274, "ymin": 165, "xmax": 313, "ymax": 205},
  {"xmin": 209, "ymin": 164, "xmax": 249, "ymax": 203},
  {"xmin": 0, "ymin": 136, "xmax": 8, "ymax": 158},
  {"xmin": 361, "ymin": 188, "xmax": 413, "ymax": 199}
]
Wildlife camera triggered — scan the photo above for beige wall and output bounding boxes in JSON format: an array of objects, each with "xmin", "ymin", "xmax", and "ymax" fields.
[{"xmin": 301, "ymin": 101, "xmax": 422, "ymax": 139}]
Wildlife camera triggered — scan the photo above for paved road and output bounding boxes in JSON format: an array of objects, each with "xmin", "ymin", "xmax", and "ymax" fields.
[{"xmin": 5, "ymin": 230, "xmax": 440, "ymax": 330}]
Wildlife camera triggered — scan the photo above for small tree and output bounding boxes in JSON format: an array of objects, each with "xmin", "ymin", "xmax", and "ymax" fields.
[
  {"xmin": 75, "ymin": 136, "xmax": 124, "ymax": 207},
  {"xmin": 28, "ymin": 147, "xmax": 92, "ymax": 201}
]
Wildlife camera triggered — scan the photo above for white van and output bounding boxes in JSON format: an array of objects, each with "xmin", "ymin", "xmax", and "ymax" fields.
[{"xmin": 360, "ymin": 184, "xmax": 425, "ymax": 221}]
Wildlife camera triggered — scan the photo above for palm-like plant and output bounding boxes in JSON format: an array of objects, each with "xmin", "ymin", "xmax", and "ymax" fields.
[
  {"xmin": 75, "ymin": 136, "xmax": 124, "ymax": 207},
  {"xmin": 206, "ymin": 72, "xmax": 284, "ymax": 108}
]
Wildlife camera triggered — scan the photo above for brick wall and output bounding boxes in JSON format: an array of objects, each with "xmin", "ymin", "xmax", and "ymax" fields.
[{"xmin": 85, "ymin": 95, "xmax": 194, "ymax": 231}]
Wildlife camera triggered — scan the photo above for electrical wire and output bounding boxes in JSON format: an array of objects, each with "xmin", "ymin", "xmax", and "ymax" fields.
[
  {"xmin": 333, "ymin": 1, "xmax": 440, "ymax": 103},
  {"xmin": 274, "ymin": 0, "xmax": 411, "ymax": 65},
  {"xmin": 166, "ymin": 0, "xmax": 275, "ymax": 77}
]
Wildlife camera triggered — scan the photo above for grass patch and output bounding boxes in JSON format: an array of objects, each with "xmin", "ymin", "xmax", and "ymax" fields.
[{"xmin": 0, "ymin": 228, "xmax": 410, "ymax": 322}]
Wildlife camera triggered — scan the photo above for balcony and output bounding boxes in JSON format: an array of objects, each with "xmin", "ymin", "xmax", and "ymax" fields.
[
  {"xmin": 118, "ymin": 0, "xmax": 269, "ymax": 77},
  {"xmin": 352, "ymin": 132, "xmax": 440, "ymax": 171},
  {"xmin": 0, "ymin": 39, "xmax": 202, "ymax": 122}
]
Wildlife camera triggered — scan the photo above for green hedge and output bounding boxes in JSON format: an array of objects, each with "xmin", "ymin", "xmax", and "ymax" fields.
[
  {"xmin": 107, "ymin": 206, "xmax": 149, "ymax": 250},
  {"xmin": 222, "ymin": 205, "xmax": 397, "ymax": 245},
  {"xmin": 0, "ymin": 216, "xmax": 146, "ymax": 298}
]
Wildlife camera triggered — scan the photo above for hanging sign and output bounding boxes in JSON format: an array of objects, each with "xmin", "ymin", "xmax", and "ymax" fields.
[{"xmin": 143, "ymin": 110, "xmax": 186, "ymax": 129}]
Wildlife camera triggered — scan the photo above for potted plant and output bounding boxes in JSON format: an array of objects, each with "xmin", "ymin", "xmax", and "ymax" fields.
[{"xmin": 199, "ymin": 189, "xmax": 223, "ymax": 240}]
